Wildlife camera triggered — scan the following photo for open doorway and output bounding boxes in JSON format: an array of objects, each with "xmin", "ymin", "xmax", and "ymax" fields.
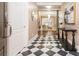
[{"xmin": 38, "ymin": 10, "xmax": 58, "ymax": 39}]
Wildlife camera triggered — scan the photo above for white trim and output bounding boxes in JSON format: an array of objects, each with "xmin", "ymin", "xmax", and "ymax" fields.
[
  {"xmin": 27, "ymin": 34, "xmax": 38, "ymax": 45},
  {"xmin": 75, "ymin": 45, "xmax": 79, "ymax": 52}
]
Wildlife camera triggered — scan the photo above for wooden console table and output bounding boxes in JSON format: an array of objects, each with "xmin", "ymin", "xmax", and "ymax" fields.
[
  {"xmin": 63, "ymin": 29, "xmax": 77, "ymax": 51},
  {"xmin": 58, "ymin": 28, "xmax": 77, "ymax": 51}
]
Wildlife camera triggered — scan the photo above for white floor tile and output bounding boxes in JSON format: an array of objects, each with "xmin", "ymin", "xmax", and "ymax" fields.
[
  {"xmin": 51, "ymin": 47, "xmax": 60, "ymax": 52},
  {"xmin": 41, "ymin": 48, "xmax": 49, "ymax": 52},
  {"xmin": 31, "ymin": 48, "xmax": 39, "ymax": 53}
]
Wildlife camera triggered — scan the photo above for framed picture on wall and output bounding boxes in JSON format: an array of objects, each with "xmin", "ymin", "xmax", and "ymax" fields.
[{"xmin": 64, "ymin": 2, "xmax": 76, "ymax": 25}]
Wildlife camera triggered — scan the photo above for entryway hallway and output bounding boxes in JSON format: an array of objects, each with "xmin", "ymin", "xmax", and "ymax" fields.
[
  {"xmin": 17, "ymin": 32, "xmax": 79, "ymax": 56},
  {"xmin": 1, "ymin": 2, "xmax": 79, "ymax": 56}
]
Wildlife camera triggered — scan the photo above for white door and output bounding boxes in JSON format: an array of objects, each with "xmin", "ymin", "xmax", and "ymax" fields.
[{"xmin": 7, "ymin": 3, "xmax": 28, "ymax": 56}]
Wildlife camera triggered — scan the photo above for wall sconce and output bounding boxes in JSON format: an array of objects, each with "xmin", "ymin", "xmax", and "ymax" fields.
[{"xmin": 31, "ymin": 10, "xmax": 38, "ymax": 21}]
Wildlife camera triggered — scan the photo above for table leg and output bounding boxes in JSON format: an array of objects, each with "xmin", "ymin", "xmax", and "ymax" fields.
[
  {"xmin": 65, "ymin": 32, "xmax": 68, "ymax": 50},
  {"xmin": 72, "ymin": 32, "xmax": 76, "ymax": 51},
  {"xmin": 58, "ymin": 29, "xmax": 60, "ymax": 40},
  {"xmin": 62, "ymin": 30, "xmax": 64, "ymax": 42}
]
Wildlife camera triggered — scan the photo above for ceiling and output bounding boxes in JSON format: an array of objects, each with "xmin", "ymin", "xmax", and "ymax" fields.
[
  {"xmin": 35, "ymin": 2, "xmax": 64, "ymax": 10},
  {"xmin": 36, "ymin": 2, "xmax": 63, "ymax": 6}
]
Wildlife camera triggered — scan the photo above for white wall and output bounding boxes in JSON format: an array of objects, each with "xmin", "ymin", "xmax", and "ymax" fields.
[
  {"xmin": 7, "ymin": 2, "xmax": 29, "ymax": 56},
  {"xmin": 28, "ymin": 3, "xmax": 38, "ymax": 40}
]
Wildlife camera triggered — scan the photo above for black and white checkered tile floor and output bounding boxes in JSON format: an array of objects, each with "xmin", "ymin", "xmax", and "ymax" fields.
[{"xmin": 17, "ymin": 35, "xmax": 79, "ymax": 56}]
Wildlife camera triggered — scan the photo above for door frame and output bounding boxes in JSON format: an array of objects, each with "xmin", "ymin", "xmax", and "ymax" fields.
[
  {"xmin": 40, "ymin": 16, "xmax": 57, "ymax": 31},
  {"xmin": 3, "ymin": 2, "xmax": 8, "ymax": 56}
]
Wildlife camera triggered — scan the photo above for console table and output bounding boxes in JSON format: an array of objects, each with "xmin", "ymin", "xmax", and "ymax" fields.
[{"xmin": 58, "ymin": 28, "xmax": 77, "ymax": 51}]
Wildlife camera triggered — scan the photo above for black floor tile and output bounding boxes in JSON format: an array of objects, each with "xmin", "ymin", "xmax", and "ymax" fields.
[
  {"xmin": 57, "ymin": 50, "xmax": 68, "ymax": 56},
  {"xmin": 69, "ymin": 51, "xmax": 79, "ymax": 56},
  {"xmin": 28, "ymin": 45, "xmax": 35, "ymax": 49},
  {"xmin": 41, "ymin": 39, "xmax": 45, "ymax": 41},
  {"xmin": 32, "ymin": 42, "xmax": 37, "ymax": 44},
  {"xmin": 37, "ymin": 45, "xmax": 44, "ymax": 49},
  {"xmin": 50, "ymin": 42, "xmax": 53, "ymax": 44},
  {"xmin": 46, "ymin": 50, "xmax": 55, "ymax": 56},
  {"xmin": 39, "ymin": 42, "xmax": 45, "ymax": 44},
  {"xmin": 54, "ymin": 39, "xmax": 59, "ymax": 41},
  {"xmin": 22, "ymin": 50, "xmax": 32, "ymax": 56},
  {"xmin": 34, "ymin": 39, "xmax": 39, "ymax": 41},
  {"xmin": 34, "ymin": 50, "xmax": 44, "ymax": 56}
]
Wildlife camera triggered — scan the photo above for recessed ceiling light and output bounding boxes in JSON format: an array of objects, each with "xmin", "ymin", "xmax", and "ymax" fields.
[{"xmin": 46, "ymin": 6, "xmax": 52, "ymax": 9}]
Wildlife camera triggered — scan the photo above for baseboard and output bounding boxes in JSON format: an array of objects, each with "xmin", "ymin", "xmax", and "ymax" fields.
[
  {"xmin": 22, "ymin": 34, "xmax": 38, "ymax": 47},
  {"xmin": 75, "ymin": 45, "xmax": 79, "ymax": 52},
  {"xmin": 27, "ymin": 34, "xmax": 38, "ymax": 45},
  {"xmin": 16, "ymin": 34, "xmax": 38, "ymax": 55}
]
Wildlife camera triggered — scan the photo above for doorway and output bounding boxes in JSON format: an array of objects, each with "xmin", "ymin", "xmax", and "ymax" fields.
[
  {"xmin": 38, "ymin": 10, "xmax": 58, "ymax": 39},
  {"xmin": 41, "ymin": 16, "xmax": 57, "ymax": 37}
]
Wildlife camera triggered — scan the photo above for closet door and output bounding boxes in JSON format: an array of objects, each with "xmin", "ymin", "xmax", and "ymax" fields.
[
  {"xmin": 0, "ymin": 2, "xmax": 5, "ymax": 56},
  {"xmin": 7, "ymin": 3, "xmax": 28, "ymax": 56}
]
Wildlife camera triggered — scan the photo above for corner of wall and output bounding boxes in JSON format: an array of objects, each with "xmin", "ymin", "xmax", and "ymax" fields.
[{"xmin": 28, "ymin": 34, "xmax": 38, "ymax": 44}]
